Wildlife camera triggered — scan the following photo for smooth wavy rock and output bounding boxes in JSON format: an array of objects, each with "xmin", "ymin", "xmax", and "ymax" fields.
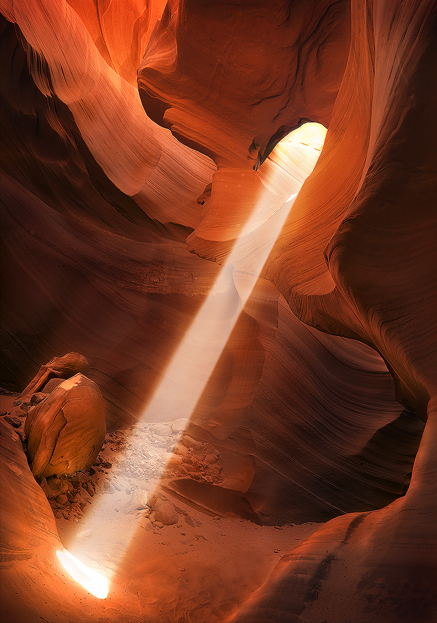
[
  {"xmin": 230, "ymin": 2, "xmax": 437, "ymax": 621},
  {"xmin": 138, "ymin": 0, "xmax": 350, "ymax": 165},
  {"xmin": 137, "ymin": 0, "xmax": 437, "ymax": 620},
  {"xmin": 1, "ymin": 170, "xmax": 221, "ymax": 427},
  {"xmin": 138, "ymin": 0, "xmax": 350, "ymax": 247},
  {"xmin": 0, "ymin": 1, "xmax": 215, "ymax": 226},
  {"xmin": 66, "ymin": 0, "xmax": 167, "ymax": 85},
  {"xmin": 2, "ymin": 163, "xmax": 420, "ymax": 522},
  {"xmin": 0, "ymin": 418, "xmax": 60, "ymax": 562},
  {"xmin": 165, "ymin": 276, "xmax": 422, "ymax": 524},
  {"xmin": 0, "ymin": 0, "xmax": 436, "ymax": 621}
]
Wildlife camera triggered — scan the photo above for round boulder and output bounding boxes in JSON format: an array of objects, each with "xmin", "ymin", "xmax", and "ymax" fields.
[
  {"xmin": 24, "ymin": 374, "xmax": 106, "ymax": 479},
  {"xmin": 154, "ymin": 502, "xmax": 178, "ymax": 526}
]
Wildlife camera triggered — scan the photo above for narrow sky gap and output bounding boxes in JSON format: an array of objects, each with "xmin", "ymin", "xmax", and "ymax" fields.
[{"xmin": 57, "ymin": 122, "xmax": 327, "ymax": 598}]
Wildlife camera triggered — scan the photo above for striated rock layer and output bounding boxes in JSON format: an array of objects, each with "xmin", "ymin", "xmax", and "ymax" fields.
[
  {"xmin": 138, "ymin": 0, "xmax": 437, "ymax": 621},
  {"xmin": 0, "ymin": 0, "xmax": 436, "ymax": 622},
  {"xmin": 1, "ymin": 4, "xmax": 417, "ymax": 526}
]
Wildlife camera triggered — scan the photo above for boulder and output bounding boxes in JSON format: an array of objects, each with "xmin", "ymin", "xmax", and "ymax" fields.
[
  {"xmin": 20, "ymin": 353, "xmax": 90, "ymax": 398},
  {"xmin": 24, "ymin": 374, "xmax": 105, "ymax": 479},
  {"xmin": 172, "ymin": 418, "xmax": 189, "ymax": 433},
  {"xmin": 39, "ymin": 476, "xmax": 71, "ymax": 499},
  {"xmin": 154, "ymin": 502, "xmax": 179, "ymax": 526}
]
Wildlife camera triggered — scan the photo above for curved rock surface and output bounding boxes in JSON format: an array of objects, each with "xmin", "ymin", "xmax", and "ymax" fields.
[
  {"xmin": 138, "ymin": 0, "xmax": 350, "ymax": 165},
  {"xmin": 0, "ymin": 0, "xmax": 436, "ymax": 622},
  {"xmin": 0, "ymin": 418, "xmax": 61, "ymax": 563},
  {"xmin": 1, "ymin": 1, "xmax": 215, "ymax": 225},
  {"xmin": 24, "ymin": 373, "xmax": 106, "ymax": 479},
  {"xmin": 66, "ymin": 0, "xmax": 167, "ymax": 85},
  {"xmin": 20, "ymin": 352, "xmax": 90, "ymax": 398}
]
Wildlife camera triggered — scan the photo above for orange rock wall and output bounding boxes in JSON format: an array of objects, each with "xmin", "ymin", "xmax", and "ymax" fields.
[{"xmin": 0, "ymin": 0, "xmax": 436, "ymax": 621}]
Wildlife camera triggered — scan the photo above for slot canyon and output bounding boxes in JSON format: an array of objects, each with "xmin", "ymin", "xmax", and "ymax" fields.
[{"xmin": 0, "ymin": 0, "xmax": 436, "ymax": 622}]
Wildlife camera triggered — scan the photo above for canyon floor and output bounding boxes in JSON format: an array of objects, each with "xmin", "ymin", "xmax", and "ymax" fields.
[{"xmin": 0, "ymin": 392, "xmax": 322, "ymax": 623}]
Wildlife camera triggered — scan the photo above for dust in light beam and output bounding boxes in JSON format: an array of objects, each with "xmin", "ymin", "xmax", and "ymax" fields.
[{"xmin": 57, "ymin": 122, "xmax": 327, "ymax": 597}]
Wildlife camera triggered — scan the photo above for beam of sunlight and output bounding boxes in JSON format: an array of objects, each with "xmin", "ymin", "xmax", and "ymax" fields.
[{"xmin": 57, "ymin": 122, "xmax": 327, "ymax": 597}]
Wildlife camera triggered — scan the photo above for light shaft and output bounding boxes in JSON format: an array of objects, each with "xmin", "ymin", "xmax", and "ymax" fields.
[{"xmin": 56, "ymin": 123, "xmax": 327, "ymax": 598}]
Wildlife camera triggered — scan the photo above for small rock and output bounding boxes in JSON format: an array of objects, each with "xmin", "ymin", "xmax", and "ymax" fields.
[
  {"xmin": 204, "ymin": 453, "xmax": 218, "ymax": 464},
  {"xmin": 151, "ymin": 423, "xmax": 172, "ymax": 437},
  {"xmin": 70, "ymin": 472, "xmax": 88, "ymax": 488},
  {"xmin": 30, "ymin": 392, "xmax": 47, "ymax": 406},
  {"xmin": 12, "ymin": 400, "xmax": 22, "ymax": 407},
  {"xmin": 86, "ymin": 482, "xmax": 95, "ymax": 497},
  {"xmin": 77, "ymin": 488, "xmax": 92, "ymax": 504},
  {"xmin": 0, "ymin": 388, "xmax": 19, "ymax": 396},
  {"xmin": 148, "ymin": 494, "xmax": 159, "ymax": 509},
  {"xmin": 181, "ymin": 435, "xmax": 203, "ymax": 450},
  {"xmin": 101, "ymin": 461, "xmax": 112, "ymax": 469},
  {"xmin": 165, "ymin": 453, "xmax": 183, "ymax": 467},
  {"xmin": 104, "ymin": 482, "xmax": 116, "ymax": 494},
  {"xmin": 174, "ymin": 443, "xmax": 188, "ymax": 456},
  {"xmin": 171, "ymin": 418, "xmax": 189, "ymax": 433},
  {"xmin": 4, "ymin": 415, "xmax": 22, "ymax": 428},
  {"xmin": 154, "ymin": 502, "xmax": 178, "ymax": 526},
  {"xmin": 56, "ymin": 494, "xmax": 68, "ymax": 505},
  {"xmin": 153, "ymin": 521, "xmax": 164, "ymax": 529},
  {"xmin": 152, "ymin": 434, "xmax": 167, "ymax": 446},
  {"xmin": 142, "ymin": 518, "xmax": 153, "ymax": 531},
  {"xmin": 123, "ymin": 489, "xmax": 151, "ymax": 514},
  {"xmin": 40, "ymin": 477, "xmax": 70, "ymax": 499}
]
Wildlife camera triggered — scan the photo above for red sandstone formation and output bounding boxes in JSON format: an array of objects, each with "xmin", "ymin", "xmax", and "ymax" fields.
[
  {"xmin": 138, "ymin": 0, "xmax": 351, "ymax": 246},
  {"xmin": 0, "ymin": 0, "xmax": 436, "ymax": 622},
  {"xmin": 24, "ymin": 372, "xmax": 106, "ymax": 478},
  {"xmin": 0, "ymin": 417, "xmax": 62, "ymax": 570},
  {"xmin": 19, "ymin": 352, "xmax": 90, "ymax": 398},
  {"xmin": 66, "ymin": 0, "xmax": 168, "ymax": 85}
]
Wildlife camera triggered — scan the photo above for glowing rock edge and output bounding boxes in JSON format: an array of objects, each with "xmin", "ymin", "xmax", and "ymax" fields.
[{"xmin": 56, "ymin": 549, "xmax": 110, "ymax": 599}]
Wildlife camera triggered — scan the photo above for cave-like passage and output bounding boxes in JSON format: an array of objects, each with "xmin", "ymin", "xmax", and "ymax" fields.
[{"xmin": 57, "ymin": 123, "xmax": 327, "ymax": 599}]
